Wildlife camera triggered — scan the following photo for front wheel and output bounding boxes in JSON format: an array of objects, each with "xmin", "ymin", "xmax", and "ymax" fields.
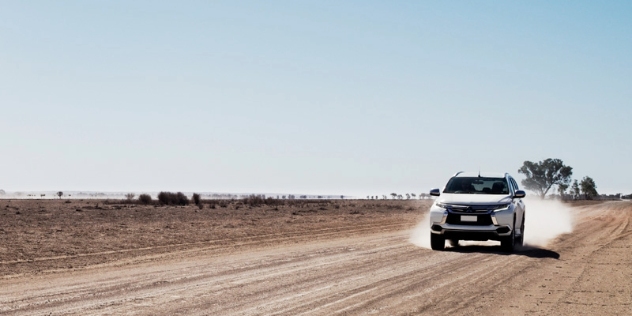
[
  {"xmin": 517, "ymin": 214, "xmax": 525, "ymax": 247},
  {"xmin": 501, "ymin": 226, "xmax": 516, "ymax": 252},
  {"xmin": 430, "ymin": 233, "xmax": 445, "ymax": 251}
]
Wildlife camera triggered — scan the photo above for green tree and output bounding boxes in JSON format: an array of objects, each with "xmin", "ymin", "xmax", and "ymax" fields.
[
  {"xmin": 571, "ymin": 180, "xmax": 580, "ymax": 199},
  {"xmin": 558, "ymin": 183, "xmax": 569, "ymax": 200},
  {"xmin": 518, "ymin": 158, "xmax": 573, "ymax": 198},
  {"xmin": 580, "ymin": 176, "xmax": 598, "ymax": 200}
]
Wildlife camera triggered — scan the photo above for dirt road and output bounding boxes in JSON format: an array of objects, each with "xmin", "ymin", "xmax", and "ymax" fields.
[{"xmin": 1, "ymin": 201, "xmax": 630, "ymax": 315}]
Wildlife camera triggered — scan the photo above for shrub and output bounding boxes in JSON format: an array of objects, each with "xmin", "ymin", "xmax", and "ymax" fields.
[
  {"xmin": 243, "ymin": 194, "xmax": 284, "ymax": 207},
  {"xmin": 192, "ymin": 193, "xmax": 201, "ymax": 205},
  {"xmin": 138, "ymin": 194, "xmax": 152, "ymax": 205},
  {"xmin": 244, "ymin": 194, "xmax": 266, "ymax": 207},
  {"xmin": 158, "ymin": 192, "xmax": 169, "ymax": 205},
  {"xmin": 158, "ymin": 191, "xmax": 190, "ymax": 206},
  {"xmin": 176, "ymin": 192, "xmax": 189, "ymax": 205},
  {"xmin": 125, "ymin": 193, "xmax": 135, "ymax": 202}
]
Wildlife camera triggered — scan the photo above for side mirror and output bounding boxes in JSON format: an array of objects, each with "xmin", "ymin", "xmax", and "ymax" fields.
[
  {"xmin": 430, "ymin": 188, "xmax": 441, "ymax": 196},
  {"xmin": 514, "ymin": 190, "xmax": 526, "ymax": 198}
]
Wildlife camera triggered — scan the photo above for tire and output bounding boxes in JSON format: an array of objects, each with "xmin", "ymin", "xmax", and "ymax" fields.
[
  {"xmin": 517, "ymin": 214, "xmax": 525, "ymax": 248},
  {"xmin": 430, "ymin": 233, "xmax": 445, "ymax": 251},
  {"xmin": 501, "ymin": 222, "xmax": 516, "ymax": 252}
]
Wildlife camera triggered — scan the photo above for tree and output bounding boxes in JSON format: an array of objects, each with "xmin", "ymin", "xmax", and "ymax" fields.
[
  {"xmin": 125, "ymin": 193, "xmax": 135, "ymax": 201},
  {"xmin": 518, "ymin": 158, "xmax": 573, "ymax": 198},
  {"xmin": 57, "ymin": 191, "xmax": 63, "ymax": 199},
  {"xmin": 411, "ymin": 193, "xmax": 417, "ymax": 199},
  {"xmin": 558, "ymin": 183, "xmax": 569, "ymax": 200},
  {"xmin": 391, "ymin": 193, "xmax": 397, "ymax": 199},
  {"xmin": 571, "ymin": 180, "xmax": 580, "ymax": 199},
  {"xmin": 580, "ymin": 176, "xmax": 598, "ymax": 200}
]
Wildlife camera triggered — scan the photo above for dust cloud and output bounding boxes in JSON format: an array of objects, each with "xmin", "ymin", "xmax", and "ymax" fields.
[
  {"xmin": 522, "ymin": 198, "xmax": 574, "ymax": 247},
  {"xmin": 409, "ymin": 211, "xmax": 432, "ymax": 248},
  {"xmin": 409, "ymin": 198, "xmax": 575, "ymax": 249}
]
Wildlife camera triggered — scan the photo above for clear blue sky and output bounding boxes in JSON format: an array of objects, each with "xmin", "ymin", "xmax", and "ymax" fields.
[{"xmin": 1, "ymin": 1, "xmax": 630, "ymax": 196}]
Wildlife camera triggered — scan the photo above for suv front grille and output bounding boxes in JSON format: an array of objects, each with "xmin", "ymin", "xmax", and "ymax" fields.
[
  {"xmin": 447, "ymin": 205, "xmax": 497, "ymax": 212},
  {"xmin": 446, "ymin": 213, "xmax": 493, "ymax": 226}
]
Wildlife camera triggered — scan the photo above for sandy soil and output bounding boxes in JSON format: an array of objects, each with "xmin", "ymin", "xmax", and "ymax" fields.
[{"xmin": 0, "ymin": 199, "xmax": 630, "ymax": 315}]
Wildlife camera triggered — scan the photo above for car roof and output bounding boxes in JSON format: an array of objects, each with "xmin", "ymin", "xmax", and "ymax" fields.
[{"xmin": 453, "ymin": 171, "xmax": 507, "ymax": 178}]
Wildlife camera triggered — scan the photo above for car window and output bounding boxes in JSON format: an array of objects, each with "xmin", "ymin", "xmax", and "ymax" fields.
[
  {"xmin": 510, "ymin": 178, "xmax": 519, "ymax": 191},
  {"xmin": 443, "ymin": 177, "xmax": 509, "ymax": 194}
]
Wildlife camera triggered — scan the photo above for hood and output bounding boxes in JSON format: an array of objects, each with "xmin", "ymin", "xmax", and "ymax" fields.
[{"xmin": 437, "ymin": 193, "xmax": 512, "ymax": 205}]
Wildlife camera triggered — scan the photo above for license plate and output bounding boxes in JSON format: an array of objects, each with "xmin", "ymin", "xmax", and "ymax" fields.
[{"xmin": 461, "ymin": 215, "xmax": 477, "ymax": 222}]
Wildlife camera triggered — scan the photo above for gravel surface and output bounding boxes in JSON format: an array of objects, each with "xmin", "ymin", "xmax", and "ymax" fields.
[{"xmin": 0, "ymin": 199, "xmax": 630, "ymax": 315}]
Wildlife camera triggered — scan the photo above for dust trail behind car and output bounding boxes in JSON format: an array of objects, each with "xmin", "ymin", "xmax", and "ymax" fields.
[
  {"xmin": 409, "ymin": 197, "xmax": 575, "ymax": 249},
  {"xmin": 521, "ymin": 197, "xmax": 574, "ymax": 247}
]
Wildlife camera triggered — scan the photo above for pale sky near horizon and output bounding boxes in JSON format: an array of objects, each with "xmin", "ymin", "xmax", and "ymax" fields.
[{"xmin": 1, "ymin": 1, "xmax": 631, "ymax": 197}]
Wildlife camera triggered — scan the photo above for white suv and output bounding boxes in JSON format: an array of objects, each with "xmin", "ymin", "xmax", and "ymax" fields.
[{"xmin": 428, "ymin": 172, "xmax": 526, "ymax": 252}]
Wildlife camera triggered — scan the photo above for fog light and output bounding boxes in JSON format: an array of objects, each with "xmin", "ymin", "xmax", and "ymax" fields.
[
  {"xmin": 496, "ymin": 227, "xmax": 510, "ymax": 234},
  {"xmin": 431, "ymin": 225, "xmax": 443, "ymax": 232}
]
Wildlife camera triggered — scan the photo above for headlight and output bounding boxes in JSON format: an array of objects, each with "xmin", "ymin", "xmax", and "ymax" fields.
[
  {"xmin": 491, "ymin": 204, "xmax": 510, "ymax": 212},
  {"xmin": 435, "ymin": 202, "xmax": 449, "ymax": 209}
]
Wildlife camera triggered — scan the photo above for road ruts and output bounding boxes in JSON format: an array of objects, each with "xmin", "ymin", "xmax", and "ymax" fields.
[{"xmin": 0, "ymin": 202, "xmax": 630, "ymax": 315}]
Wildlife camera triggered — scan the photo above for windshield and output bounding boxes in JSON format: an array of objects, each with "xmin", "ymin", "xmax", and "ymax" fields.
[{"xmin": 443, "ymin": 177, "xmax": 509, "ymax": 195}]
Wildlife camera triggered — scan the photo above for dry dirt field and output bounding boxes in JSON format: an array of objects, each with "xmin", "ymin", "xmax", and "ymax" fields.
[{"xmin": 0, "ymin": 198, "xmax": 630, "ymax": 315}]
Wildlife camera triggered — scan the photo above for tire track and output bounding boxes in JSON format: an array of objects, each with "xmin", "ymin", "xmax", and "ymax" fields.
[
  {"xmin": 0, "ymin": 222, "xmax": 408, "ymax": 267},
  {"xmin": 1, "ymin": 202, "xmax": 630, "ymax": 315}
]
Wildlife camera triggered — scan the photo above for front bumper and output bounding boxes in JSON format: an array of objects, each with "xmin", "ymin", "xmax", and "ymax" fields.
[
  {"xmin": 429, "ymin": 206, "xmax": 515, "ymax": 241},
  {"xmin": 430, "ymin": 224, "xmax": 512, "ymax": 241}
]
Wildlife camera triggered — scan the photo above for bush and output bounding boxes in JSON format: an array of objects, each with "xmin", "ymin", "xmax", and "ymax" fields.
[
  {"xmin": 244, "ymin": 194, "xmax": 266, "ymax": 207},
  {"xmin": 138, "ymin": 194, "xmax": 152, "ymax": 205},
  {"xmin": 176, "ymin": 192, "xmax": 189, "ymax": 205},
  {"xmin": 192, "ymin": 193, "xmax": 201, "ymax": 205},
  {"xmin": 157, "ymin": 191, "xmax": 190, "ymax": 206}
]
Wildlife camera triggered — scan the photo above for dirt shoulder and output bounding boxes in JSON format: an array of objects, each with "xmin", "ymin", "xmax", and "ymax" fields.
[{"xmin": 0, "ymin": 199, "xmax": 430, "ymax": 277}]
